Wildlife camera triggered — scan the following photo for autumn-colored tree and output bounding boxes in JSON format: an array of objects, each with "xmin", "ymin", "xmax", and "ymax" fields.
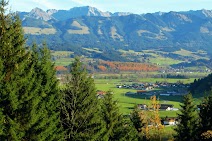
[
  {"xmin": 99, "ymin": 61, "xmax": 158, "ymax": 72},
  {"xmin": 98, "ymin": 65, "xmax": 107, "ymax": 71},
  {"xmin": 148, "ymin": 95, "xmax": 164, "ymax": 141},
  {"xmin": 131, "ymin": 96, "xmax": 164, "ymax": 141},
  {"xmin": 201, "ymin": 130, "xmax": 212, "ymax": 140}
]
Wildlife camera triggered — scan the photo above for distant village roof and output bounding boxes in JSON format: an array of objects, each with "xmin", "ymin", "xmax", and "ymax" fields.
[
  {"xmin": 160, "ymin": 104, "xmax": 174, "ymax": 109},
  {"xmin": 55, "ymin": 66, "xmax": 68, "ymax": 71},
  {"xmin": 96, "ymin": 90, "xmax": 106, "ymax": 95},
  {"xmin": 137, "ymin": 104, "xmax": 174, "ymax": 110}
]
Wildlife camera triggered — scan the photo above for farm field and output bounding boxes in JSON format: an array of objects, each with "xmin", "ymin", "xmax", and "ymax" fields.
[{"xmin": 94, "ymin": 78, "xmax": 195, "ymax": 116}]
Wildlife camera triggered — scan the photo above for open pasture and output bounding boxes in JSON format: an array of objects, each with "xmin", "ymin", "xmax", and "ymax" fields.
[{"xmin": 94, "ymin": 78, "xmax": 187, "ymax": 116}]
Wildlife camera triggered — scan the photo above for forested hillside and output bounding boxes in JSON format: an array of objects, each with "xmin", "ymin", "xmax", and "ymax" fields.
[
  {"xmin": 19, "ymin": 7, "xmax": 212, "ymax": 55},
  {"xmin": 190, "ymin": 73, "xmax": 212, "ymax": 94}
]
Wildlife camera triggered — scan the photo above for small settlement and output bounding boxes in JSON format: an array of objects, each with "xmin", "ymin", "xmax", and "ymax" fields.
[
  {"xmin": 116, "ymin": 82, "xmax": 189, "ymax": 96},
  {"xmin": 116, "ymin": 82, "xmax": 186, "ymax": 126}
]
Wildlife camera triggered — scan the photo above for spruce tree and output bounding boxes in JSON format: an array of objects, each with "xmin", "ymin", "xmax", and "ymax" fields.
[
  {"xmin": 199, "ymin": 91, "xmax": 212, "ymax": 140},
  {"xmin": 131, "ymin": 105, "xmax": 149, "ymax": 141},
  {"xmin": 0, "ymin": 1, "xmax": 33, "ymax": 139},
  {"xmin": 174, "ymin": 93, "xmax": 199, "ymax": 141},
  {"xmin": 60, "ymin": 57, "xmax": 104, "ymax": 140},
  {"xmin": 0, "ymin": 58, "xmax": 5, "ymax": 137},
  {"xmin": 0, "ymin": 1, "xmax": 64, "ymax": 140},
  {"xmin": 27, "ymin": 43, "xmax": 64, "ymax": 140},
  {"xmin": 101, "ymin": 91, "xmax": 138, "ymax": 141},
  {"xmin": 131, "ymin": 105, "xmax": 143, "ymax": 133}
]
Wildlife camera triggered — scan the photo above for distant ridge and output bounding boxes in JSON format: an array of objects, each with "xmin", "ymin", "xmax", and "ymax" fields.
[
  {"xmin": 19, "ymin": 6, "xmax": 132, "ymax": 21},
  {"xmin": 18, "ymin": 6, "xmax": 212, "ymax": 57}
]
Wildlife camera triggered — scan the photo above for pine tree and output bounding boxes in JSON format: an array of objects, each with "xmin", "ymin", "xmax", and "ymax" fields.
[
  {"xmin": 0, "ymin": 1, "xmax": 64, "ymax": 140},
  {"xmin": 60, "ymin": 57, "xmax": 104, "ymax": 140},
  {"xmin": 101, "ymin": 91, "xmax": 138, "ymax": 141},
  {"xmin": 131, "ymin": 105, "xmax": 143, "ymax": 133},
  {"xmin": 0, "ymin": 58, "xmax": 5, "ymax": 137},
  {"xmin": 199, "ymin": 91, "xmax": 212, "ymax": 140},
  {"xmin": 110, "ymin": 115, "xmax": 138, "ymax": 141},
  {"xmin": 174, "ymin": 93, "xmax": 199, "ymax": 141},
  {"xmin": 0, "ymin": 1, "xmax": 33, "ymax": 139},
  {"xmin": 26, "ymin": 43, "xmax": 64, "ymax": 140}
]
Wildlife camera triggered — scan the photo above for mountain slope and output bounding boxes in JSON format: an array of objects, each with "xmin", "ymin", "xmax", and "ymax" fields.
[{"xmin": 19, "ymin": 7, "xmax": 212, "ymax": 56}]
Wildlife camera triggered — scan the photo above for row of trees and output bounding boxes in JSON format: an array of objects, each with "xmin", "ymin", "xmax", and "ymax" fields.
[
  {"xmin": 97, "ymin": 61, "xmax": 159, "ymax": 72},
  {"xmin": 60, "ymin": 58, "xmax": 138, "ymax": 140},
  {"xmin": 189, "ymin": 73, "xmax": 212, "ymax": 94},
  {"xmin": 0, "ymin": 1, "xmax": 138, "ymax": 140},
  {"xmin": 174, "ymin": 93, "xmax": 212, "ymax": 141}
]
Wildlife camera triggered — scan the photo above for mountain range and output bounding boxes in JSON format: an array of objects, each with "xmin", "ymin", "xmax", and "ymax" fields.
[{"xmin": 18, "ymin": 6, "xmax": 212, "ymax": 56}]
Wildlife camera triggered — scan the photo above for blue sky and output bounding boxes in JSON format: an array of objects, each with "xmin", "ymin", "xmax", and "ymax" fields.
[{"xmin": 10, "ymin": 0, "xmax": 212, "ymax": 14}]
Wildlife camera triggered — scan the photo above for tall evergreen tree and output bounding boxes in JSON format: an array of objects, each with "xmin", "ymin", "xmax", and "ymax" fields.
[
  {"xmin": 199, "ymin": 91, "xmax": 212, "ymax": 140},
  {"xmin": 101, "ymin": 91, "xmax": 138, "ymax": 141},
  {"xmin": 0, "ymin": 1, "xmax": 33, "ymax": 139},
  {"xmin": 26, "ymin": 43, "xmax": 64, "ymax": 140},
  {"xmin": 174, "ymin": 93, "xmax": 199, "ymax": 141},
  {"xmin": 0, "ymin": 1, "xmax": 64, "ymax": 140},
  {"xmin": 60, "ymin": 57, "xmax": 104, "ymax": 140},
  {"xmin": 0, "ymin": 58, "xmax": 5, "ymax": 137},
  {"xmin": 131, "ymin": 105, "xmax": 143, "ymax": 133}
]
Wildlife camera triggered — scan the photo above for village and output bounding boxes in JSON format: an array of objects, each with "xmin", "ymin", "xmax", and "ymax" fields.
[
  {"xmin": 95, "ymin": 81, "xmax": 190, "ymax": 126},
  {"xmin": 116, "ymin": 81, "xmax": 189, "ymax": 96},
  {"xmin": 117, "ymin": 82, "xmax": 189, "ymax": 126}
]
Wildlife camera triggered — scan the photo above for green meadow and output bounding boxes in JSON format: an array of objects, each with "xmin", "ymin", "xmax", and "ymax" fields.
[{"xmin": 94, "ymin": 78, "xmax": 189, "ymax": 116}]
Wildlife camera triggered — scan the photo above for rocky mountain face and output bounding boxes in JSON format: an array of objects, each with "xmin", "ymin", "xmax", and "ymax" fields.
[
  {"xmin": 18, "ymin": 6, "xmax": 212, "ymax": 55},
  {"xmin": 19, "ymin": 6, "xmax": 131, "ymax": 21}
]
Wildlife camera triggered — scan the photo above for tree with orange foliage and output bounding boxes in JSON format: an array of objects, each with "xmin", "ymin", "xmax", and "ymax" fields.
[
  {"xmin": 131, "ymin": 96, "xmax": 164, "ymax": 141},
  {"xmin": 98, "ymin": 65, "xmax": 107, "ymax": 71},
  {"xmin": 148, "ymin": 95, "xmax": 164, "ymax": 141}
]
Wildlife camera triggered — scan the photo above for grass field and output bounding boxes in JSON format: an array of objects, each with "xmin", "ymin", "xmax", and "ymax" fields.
[
  {"xmin": 23, "ymin": 27, "xmax": 56, "ymax": 35},
  {"xmin": 174, "ymin": 49, "xmax": 209, "ymax": 60},
  {"xmin": 51, "ymin": 51, "xmax": 73, "ymax": 56},
  {"xmin": 54, "ymin": 58, "xmax": 74, "ymax": 66},
  {"xmin": 94, "ymin": 78, "xmax": 187, "ymax": 116}
]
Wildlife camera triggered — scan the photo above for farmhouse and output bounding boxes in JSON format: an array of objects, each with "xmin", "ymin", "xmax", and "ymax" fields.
[
  {"xmin": 162, "ymin": 117, "xmax": 179, "ymax": 125},
  {"xmin": 159, "ymin": 104, "xmax": 174, "ymax": 111},
  {"xmin": 55, "ymin": 66, "xmax": 68, "ymax": 74},
  {"xmin": 96, "ymin": 90, "xmax": 106, "ymax": 95},
  {"xmin": 96, "ymin": 90, "xmax": 106, "ymax": 99},
  {"xmin": 137, "ymin": 90, "xmax": 147, "ymax": 94},
  {"xmin": 137, "ymin": 104, "xmax": 148, "ymax": 110}
]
